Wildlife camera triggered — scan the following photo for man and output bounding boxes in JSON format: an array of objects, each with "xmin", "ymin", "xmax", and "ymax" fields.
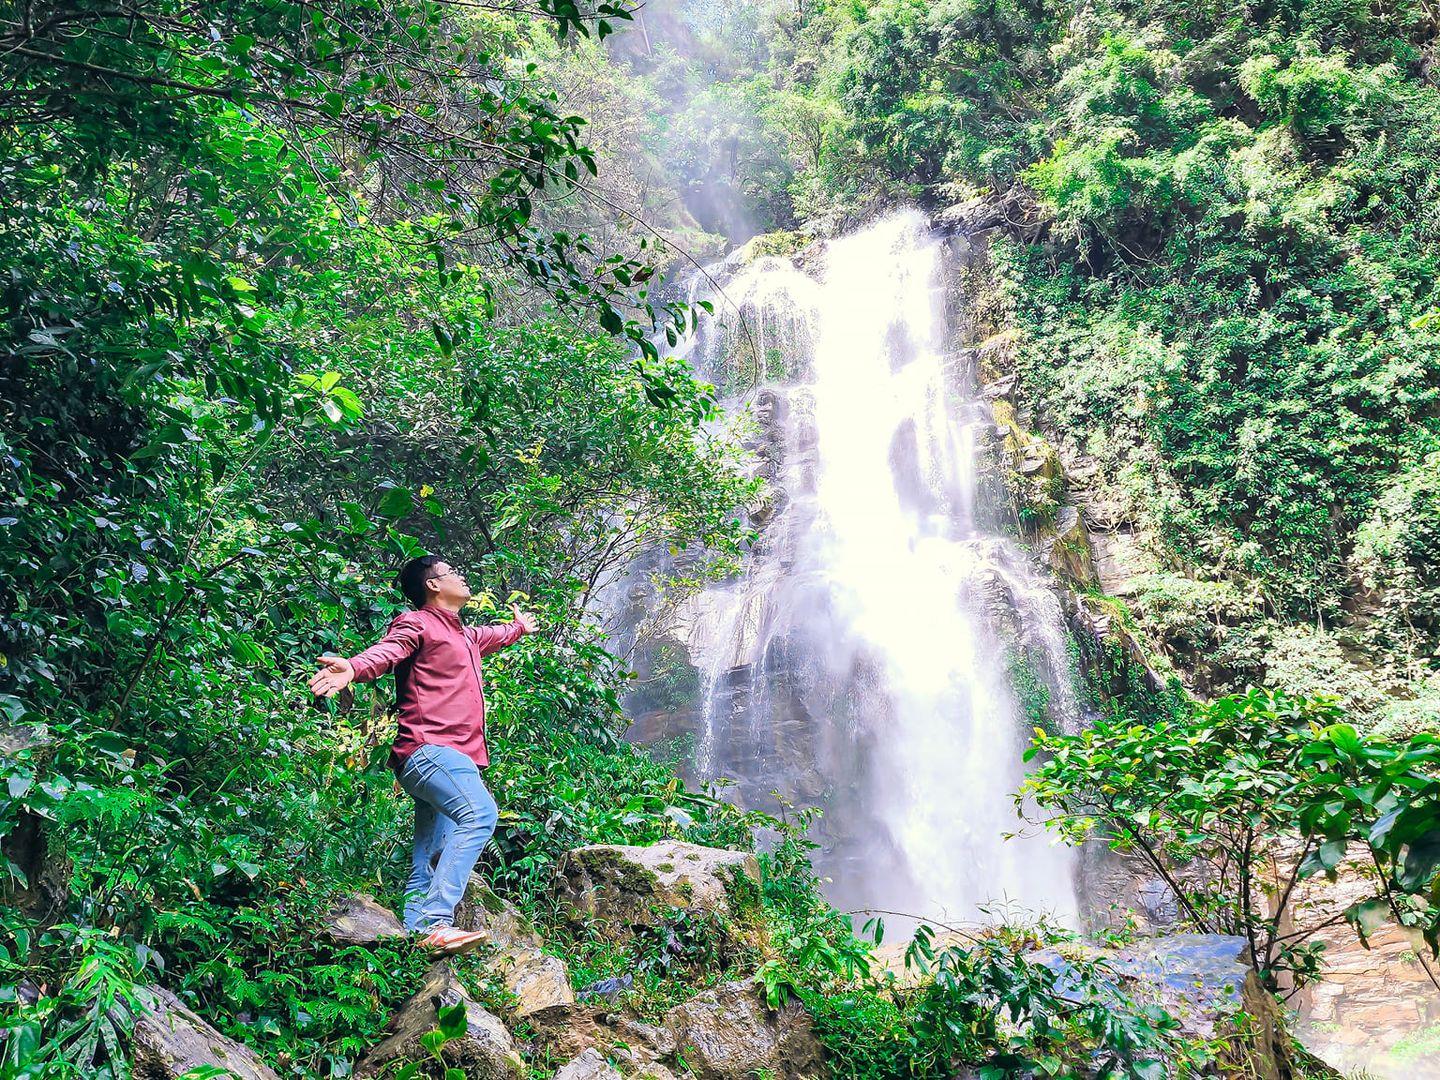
[{"xmin": 309, "ymin": 555, "xmax": 537, "ymax": 955}]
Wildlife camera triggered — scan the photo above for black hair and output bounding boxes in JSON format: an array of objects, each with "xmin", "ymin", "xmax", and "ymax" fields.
[{"xmin": 399, "ymin": 555, "xmax": 445, "ymax": 608}]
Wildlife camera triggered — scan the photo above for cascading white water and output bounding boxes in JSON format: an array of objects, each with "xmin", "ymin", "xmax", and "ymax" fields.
[
  {"xmin": 619, "ymin": 210, "xmax": 1078, "ymax": 927},
  {"xmin": 798, "ymin": 213, "xmax": 1075, "ymax": 923}
]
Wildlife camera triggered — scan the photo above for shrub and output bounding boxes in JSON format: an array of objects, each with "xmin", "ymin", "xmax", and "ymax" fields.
[{"xmin": 1023, "ymin": 688, "xmax": 1440, "ymax": 991}]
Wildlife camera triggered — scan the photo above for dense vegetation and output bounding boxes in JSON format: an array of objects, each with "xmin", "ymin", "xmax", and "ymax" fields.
[
  {"xmin": 4, "ymin": 1, "xmax": 1440, "ymax": 1078},
  {"xmin": 765, "ymin": 0, "xmax": 1440, "ymax": 726},
  {"xmin": 0, "ymin": 1, "xmax": 757, "ymax": 1074},
  {"xmin": 1025, "ymin": 689, "xmax": 1440, "ymax": 992}
]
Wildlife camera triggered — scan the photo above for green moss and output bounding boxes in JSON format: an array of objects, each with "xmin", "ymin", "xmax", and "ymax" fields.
[
  {"xmin": 720, "ymin": 863, "xmax": 764, "ymax": 925},
  {"xmin": 741, "ymin": 230, "xmax": 809, "ymax": 261},
  {"xmin": 1390, "ymin": 1022, "xmax": 1440, "ymax": 1063},
  {"xmin": 580, "ymin": 848, "xmax": 662, "ymax": 899},
  {"xmin": 1005, "ymin": 646, "xmax": 1056, "ymax": 735}
]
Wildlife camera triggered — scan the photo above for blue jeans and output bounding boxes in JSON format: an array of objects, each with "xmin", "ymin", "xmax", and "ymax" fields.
[{"xmin": 396, "ymin": 743, "xmax": 498, "ymax": 931}]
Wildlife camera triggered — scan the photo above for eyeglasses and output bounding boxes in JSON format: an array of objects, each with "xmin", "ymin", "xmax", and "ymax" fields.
[{"xmin": 431, "ymin": 568, "xmax": 465, "ymax": 582}]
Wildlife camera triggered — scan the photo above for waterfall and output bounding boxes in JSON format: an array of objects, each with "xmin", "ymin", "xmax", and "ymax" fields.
[{"xmin": 620, "ymin": 210, "xmax": 1078, "ymax": 928}]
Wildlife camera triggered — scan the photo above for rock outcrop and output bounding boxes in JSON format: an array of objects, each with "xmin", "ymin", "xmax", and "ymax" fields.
[
  {"xmin": 132, "ymin": 986, "xmax": 279, "ymax": 1080},
  {"xmin": 551, "ymin": 841, "xmax": 761, "ymax": 944},
  {"xmin": 321, "ymin": 893, "xmax": 405, "ymax": 946},
  {"xmin": 455, "ymin": 875, "xmax": 575, "ymax": 1021},
  {"xmin": 1288, "ymin": 861, "xmax": 1440, "ymax": 1077},
  {"xmin": 355, "ymin": 962, "xmax": 524, "ymax": 1080},
  {"xmin": 530, "ymin": 972, "xmax": 823, "ymax": 1080},
  {"xmin": 1036, "ymin": 934, "xmax": 1285, "ymax": 1080},
  {"xmin": 533, "ymin": 1003, "xmax": 677, "ymax": 1069},
  {"xmin": 934, "ymin": 185, "xmax": 1053, "ymax": 243},
  {"xmin": 661, "ymin": 981, "xmax": 823, "ymax": 1080},
  {"xmin": 553, "ymin": 1047, "xmax": 624, "ymax": 1080}
]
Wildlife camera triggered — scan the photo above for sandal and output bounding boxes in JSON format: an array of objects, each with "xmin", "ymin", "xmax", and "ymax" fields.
[{"xmin": 417, "ymin": 926, "xmax": 489, "ymax": 956}]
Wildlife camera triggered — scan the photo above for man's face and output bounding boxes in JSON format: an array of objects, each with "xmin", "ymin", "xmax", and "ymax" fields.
[{"xmin": 426, "ymin": 561, "xmax": 472, "ymax": 606}]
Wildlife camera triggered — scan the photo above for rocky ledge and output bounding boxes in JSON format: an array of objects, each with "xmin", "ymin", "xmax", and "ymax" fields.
[
  {"xmin": 131, "ymin": 986, "xmax": 279, "ymax": 1080},
  {"xmin": 552, "ymin": 839, "xmax": 763, "ymax": 949}
]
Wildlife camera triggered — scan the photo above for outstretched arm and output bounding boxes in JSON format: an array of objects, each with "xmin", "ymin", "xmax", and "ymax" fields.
[
  {"xmin": 467, "ymin": 604, "xmax": 539, "ymax": 657},
  {"xmin": 309, "ymin": 611, "xmax": 424, "ymax": 697}
]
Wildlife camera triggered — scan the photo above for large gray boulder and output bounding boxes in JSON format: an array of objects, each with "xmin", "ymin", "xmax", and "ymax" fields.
[
  {"xmin": 131, "ymin": 986, "xmax": 279, "ymax": 1080},
  {"xmin": 455, "ymin": 875, "xmax": 575, "ymax": 1021},
  {"xmin": 553, "ymin": 1047, "xmax": 624, "ymax": 1080},
  {"xmin": 661, "ymin": 981, "xmax": 823, "ymax": 1080},
  {"xmin": 551, "ymin": 841, "xmax": 761, "ymax": 943},
  {"xmin": 1127, "ymin": 935, "xmax": 1286, "ymax": 1079},
  {"xmin": 355, "ymin": 962, "xmax": 524, "ymax": 1080},
  {"xmin": 321, "ymin": 894, "xmax": 405, "ymax": 946}
]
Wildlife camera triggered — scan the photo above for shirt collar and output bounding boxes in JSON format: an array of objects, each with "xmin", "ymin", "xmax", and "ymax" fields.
[{"xmin": 426, "ymin": 605, "xmax": 463, "ymax": 630}]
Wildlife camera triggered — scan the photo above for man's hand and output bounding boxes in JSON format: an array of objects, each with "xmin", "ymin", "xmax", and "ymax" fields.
[
  {"xmin": 309, "ymin": 655, "xmax": 355, "ymax": 698},
  {"xmin": 511, "ymin": 603, "xmax": 539, "ymax": 634}
]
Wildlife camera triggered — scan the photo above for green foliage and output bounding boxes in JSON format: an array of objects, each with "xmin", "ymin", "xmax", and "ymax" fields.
[
  {"xmin": 1260, "ymin": 624, "xmax": 1388, "ymax": 724},
  {"xmin": 0, "ymin": 1, "xmax": 701, "ymax": 364},
  {"xmin": 900, "ymin": 921, "xmax": 1189, "ymax": 1080},
  {"xmin": 1352, "ymin": 451, "xmax": 1440, "ymax": 674},
  {"xmin": 1239, "ymin": 46, "xmax": 1394, "ymax": 137},
  {"xmin": 836, "ymin": 0, "xmax": 1058, "ymax": 192},
  {"xmin": 390, "ymin": 999, "xmax": 471, "ymax": 1080},
  {"xmin": 12, "ymin": 2, "xmax": 1437, "ymax": 1076},
  {"xmin": 0, "ymin": 3, "xmax": 764, "ymax": 1074},
  {"xmin": 1005, "ymin": 645, "xmax": 1056, "ymax": 734},
  {"xmin": 805, "ymin": 915, "xmax": 1192, "ymax": 1079},
  {"xmin": 1024, "ymin": 688, "xmax": 1440, "ymax": 989},
  {"xmin": 0, "ymin": 921, "xmax": 144, "ymax": 1080}
]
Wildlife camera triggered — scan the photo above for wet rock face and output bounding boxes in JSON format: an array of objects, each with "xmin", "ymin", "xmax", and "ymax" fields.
[
  {"xmin": 661, "ymin": 981, "xmax": 824, "ymax": 1080},
  {"xmin": 355, "ymin": 962, "xmax": 524, "ymax": 1080},
  {"xmin": 551, "ymin": 841, "xmax": 761, "ymax": 945},
  {"xmin": 1288, "ymin": 862, "xmax": 1440, "ymax": 1077},
  {"xmin": 1123, "ymin": 936, "xmax": 1277, "ymax": 1039},
  {"xmin": 132, "ymin": 986, "xmax": 279, "ymax": 1080},
  {"xmin": 934, "ymin": 186, "xmax": 1052, "ymax": 243},
  {"xmin": 1076, "ymin": 847, "xmax": 1213, "ymax": 935},
  {"xmin": 1034, "ymin": 934, "xmax": 1284, "ymax": 1080}
]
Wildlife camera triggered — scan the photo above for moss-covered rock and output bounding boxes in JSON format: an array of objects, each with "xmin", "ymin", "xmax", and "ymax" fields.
[
  {"xmin": 734, "ymin": 230, "xmax": 812, "ymax": 263},
  {"xmin": 355, "ymin": 962, "xmax": 524, "ymax": 1080},
  {"xmin": 551, "ymin": 841, "xmax": 761, "ymax": 946},
  {"xmin": 661, "ymin": 980, "xmax": 823, "ymax": 1080},
  {"xmin": 455, "ymin": 876, "xmax": 575, "ymax": 1022},
  {"xmin": 132, "ymin": 986, "xmax": 280, "ymax": 1080}
]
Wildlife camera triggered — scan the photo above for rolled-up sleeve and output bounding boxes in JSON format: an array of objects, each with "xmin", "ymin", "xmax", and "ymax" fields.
[
  {"xmin": 466, "ymin": 619, "xmax": 528, "ymax": 658},
  {"xmin": 348, "ymin": 611, "xmax": 425, "ymax": 682}
]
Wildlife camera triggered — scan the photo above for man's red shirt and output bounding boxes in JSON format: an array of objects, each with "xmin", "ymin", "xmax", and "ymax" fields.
[{"xmin": 347, "ymin": 606, "xmax": 528, "ymax": 769}]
